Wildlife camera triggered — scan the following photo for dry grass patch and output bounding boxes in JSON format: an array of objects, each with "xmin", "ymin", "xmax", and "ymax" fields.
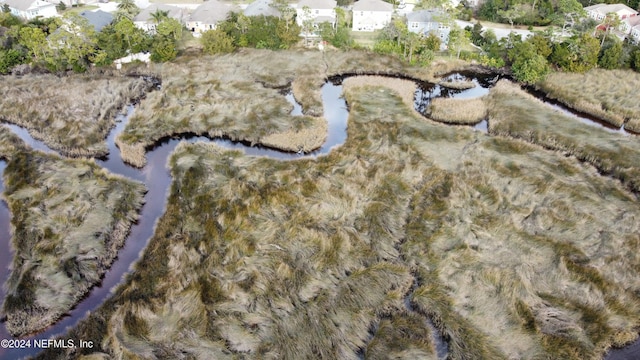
[
  {"xmin": 1, "ymin": 149, "xmax": 146, "ymax": 336},
  {"xmin": 539, "ymin": 69, "xmax": 640, "ymax": 128},
  {"xmin": 625, "ymin": 118, "xmax": 640, "ymax": 133},
  {"xmin": 427, "ymin": 97, "xmax": 487, "ymax": 124},
  {"xmin": 261, "ymin": 116, "xmax": 328, "ymax": 152},
  {"xmin": 0, "ymin": 74, "xmax": 153, "ymax": 157},
  {"xmin": 343, "ymin": 76, "xmax": 418, "ymax": 114},
  {"xmin": 403, "ymin": 131, "xmax": 640, "ymax": 359},
  {"xmin": 439, "ymin": 79, "xmax": 476, "ymax": 90},
  {"xmin": 488, "ymin": 79, "xmax": 640, "ymax": 194}
]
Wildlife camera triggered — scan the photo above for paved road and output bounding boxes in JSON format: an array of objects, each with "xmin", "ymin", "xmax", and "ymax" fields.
[{"xmin": 455, "ymin": 19, "xmax": 534, "ymax": 40}]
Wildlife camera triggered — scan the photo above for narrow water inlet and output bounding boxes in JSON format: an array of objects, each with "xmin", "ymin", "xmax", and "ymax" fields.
[
  {"xmin": 403, "ymin": 289, "xmax": 449, "ymax": 359},
  {"xmin": 0, "ymin": 161, "xmax": 11, "ymax": 313}
]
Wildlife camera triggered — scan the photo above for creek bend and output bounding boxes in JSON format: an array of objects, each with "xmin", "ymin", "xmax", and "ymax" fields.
[{"xmin": 0, "ymin": 73, "xmax": 636, "ymax": 359}]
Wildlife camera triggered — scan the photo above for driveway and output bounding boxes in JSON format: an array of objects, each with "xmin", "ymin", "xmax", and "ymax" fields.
[{"xmin": 455, "ymin": 19, "xmax": 533, "ymax": 40}]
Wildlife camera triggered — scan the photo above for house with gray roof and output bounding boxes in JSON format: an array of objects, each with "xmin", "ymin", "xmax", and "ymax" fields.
[
  {"xmin": 1, "ymin": 0, "xmax": 57, "ymax": 20},
  {"xmin": 186, "ymin": 0, "xmax": 237, "ymax": 36},
  {"xmin": 134, "ymin": 4, "xmax": 187, "ymax": 33},
  {"xmin": 244, "ymin": 0, "xmax": 280, "ymax": 17},
  {"xmin": 407, "ymin": 9, "xmax": 450, "ymax": 50},
  {"xmin": 352, "ymin": 0, "xmax": 393, "ymax": 32},
  {"xmin": 79, "ymin": 10, "xmax": 113, "ymax": 32}
]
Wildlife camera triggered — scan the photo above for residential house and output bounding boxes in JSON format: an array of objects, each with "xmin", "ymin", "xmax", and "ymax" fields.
[
  {"xmin": 406, "ymin": 9, "xmax": 450, "ymax": 49},
  {"xmin": 584, "ymin": 3, "xmax": 637, "ymax": 21},
  {"xmin": 47, "ymin": 0, "xmax": 81, "ymax": 9},
  {"xmin": 584, "ymin": 4, "xmax": 639, "ymax": 42},
  {"xmin": 186, "ymin": 0, "xmax": 237, "ymax": 35},
  {"xmin": 621, "ymin": 13, "xmax": 640, "ymax": 31},
  {"xmin": 296, "ymin": 0, "xmax": 337, "ymax": 30},
  {"xmin": 631, "ymin": 24, "xmax": 640, "ymax": 43},
  {"xmin": 1, "ymin": 0, "xmax": 57, "ymax": 20},
  {"xmin": 352, "ymin": 0, "xmax": 393, "ymax": 32},
  {"xmin": 79, "ymin": 10, "xmax": 113, "ymax": 32},
  {"xmin": 623, "ymin": 16, "xmax": 640, "ymax": 43},
  {"xmin": 134, "ymin": 4, "xmax": 187, "ymax": 33},
  {"xmin": 244, "ymin": 0, "xmax": 280, "ymax": 17}
]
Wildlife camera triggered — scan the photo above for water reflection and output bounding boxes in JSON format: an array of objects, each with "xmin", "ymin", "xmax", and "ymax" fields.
[
  {"xmin": 474, "ymin": 119, "xmax": 488, "ymax": 133},
  {"xmin": 0, "ymin": 161, "xmax": 10, "ymax": 317},
  {"xmin": 606, "ymin": 339, "xmax": 640, "ymax": 360}
]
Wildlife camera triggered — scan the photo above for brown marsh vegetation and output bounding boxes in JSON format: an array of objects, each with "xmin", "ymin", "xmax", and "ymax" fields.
[
  {"xmin": 0, "ymin": 74, "xmax": 152, "ymax": 157},
  {"xmin": 488, "ymin": 80, "xmax": 640, "ymax": 194},
  {"xmin": 438, "ymin": 79, "xmax": 476, "ymax": 90},
  {"xmin": 0, "ymin": 133, "xmax": 145, "ymax": 336},
  {"xmin": 427, "ymin": 97, "xmax": 487, "ymax": 125},
  {"xmin": 0, "ymin": 125, "xmax": 27, "ymax": 160},
  {"xmin": 539, "ymin": 69, "xmax": 640, "ymax": 130},
  {"xmin": 116, "ymin": 49, "xmax": 453, "ymax": 167},
  {"xmin": 37, "ymin": 66, "xmax": 640, "ymax": 360}
]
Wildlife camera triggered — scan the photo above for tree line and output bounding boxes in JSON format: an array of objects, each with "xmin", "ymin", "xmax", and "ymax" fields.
[
  {"xmin": 464, "ymin": 17, "xmax": 640, "ymax": 83},
  {"xmin": 0, "ymin": 0, "xmax": 186, "ymax": 73}
]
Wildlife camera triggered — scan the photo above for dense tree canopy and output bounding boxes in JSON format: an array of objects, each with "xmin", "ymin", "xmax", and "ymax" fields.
[
  {"xmin": 201, "ymin": 28, "xmax": 235, "ymax": 54},
  {"xmin": 374, "ymin": 19, "xmax": 437, "ymax": 65},
  {"xmin": 217, "ymin": 12, "xmax": 300, "ymax": 50}
]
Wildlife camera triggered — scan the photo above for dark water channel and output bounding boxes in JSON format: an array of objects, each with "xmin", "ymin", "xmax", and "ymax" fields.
[{"xmin": 0, "ymin": 73, "xmax": 636, "ymax": 359}]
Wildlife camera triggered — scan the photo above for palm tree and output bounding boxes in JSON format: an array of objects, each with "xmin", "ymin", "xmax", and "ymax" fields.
[
  {"xmin": 117, "ymin": 0, "xmax": 139, "ymax": 20},
  {"xmin": 151, "ymin": 9, "xmax": 169, "ymax": 24}
]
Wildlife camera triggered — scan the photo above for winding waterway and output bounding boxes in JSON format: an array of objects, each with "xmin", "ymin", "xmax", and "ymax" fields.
[{"xmin": 0, "ymin": 73, "xmax": 637, "ymax": 359}]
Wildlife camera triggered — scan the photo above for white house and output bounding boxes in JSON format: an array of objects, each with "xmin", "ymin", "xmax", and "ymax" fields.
[
  {"xmin": 352, "ymin": 0, "xmax": 393, "ymax": 32},
  {"xmin": 133, "ymin": 4, "xmax": 187, "ymax": 33},
  {"xmin": 1, "ymin": 0, "xmax": 57, "ymax": 20},
  {"xmin": 631, "ymin": 24, "xmax": 640, "ymax": 43},
  {"xmin": 584, "ymin": 3, "xmax": 637, "ymax": 21},
  {"xmin": 406, "ymin": 9, "xmax": 450, "ymax": 49},
  {"xmin": 296, "ymin": 0, "xmax": 337, "ymax": 29},
  {"xmin": 621, "ymin": 14, "xmax": 640, "ymax": 31},
  {"xmin": 186, "ymin": 0, "xmax": 237, "ymax": 36},
  {"xmin": 623, "ymin": 16, "xmax": 640, "ymax": 43},
  {"xmin": 45, "ymin": 0, "xmax": 81, "ymax": 9}
]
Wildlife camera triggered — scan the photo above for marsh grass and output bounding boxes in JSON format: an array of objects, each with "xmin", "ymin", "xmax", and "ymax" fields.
[
  {"xmin": 117, "ymin": 49, "xmax": 442, "ymax": 167},
  {"xmin": 487, "ymin": 79, "xmax": 640, "ymax": 194},
  {"xmin": 625, "ymin": 118, "xmax": 640, "ymax": 133},
  {"xmin": 0, "ymin": 148, "xmax": 146, "ymax": 336},
  {"xmin": 439, "ymin": 79, "xmax": 476, "ymax": 90},
  {"xmin": 427, "ymin": 97, "xmax": 487, "ymax": 125},
  {"xmin": 34, "ymin": 54, "xmax": 640, "ymax": 360},
  {"xmin": 342, "ymin": 76, "xmax": 417, "ymax": 114},
  {"xmin": 539, "ymin": 69, "xmax": 640, "ymax": 128},
  {"xmin": 405, "ymin": 133, "xmax": 640, "ymax": 359},
  {"xmin": 261, "ymin": 116, "xmax": 328, "ymax": 152},
  {"xmin": 0, "ymin": 125, "xmax": 27, "ymax": 160},
  {"xmin": 365, "ymin": 311, "xmax": 436, "ymax": 359},
  {"xmin": 0, "ymin": 74, "xmax": 152, "ymax": 157}
]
